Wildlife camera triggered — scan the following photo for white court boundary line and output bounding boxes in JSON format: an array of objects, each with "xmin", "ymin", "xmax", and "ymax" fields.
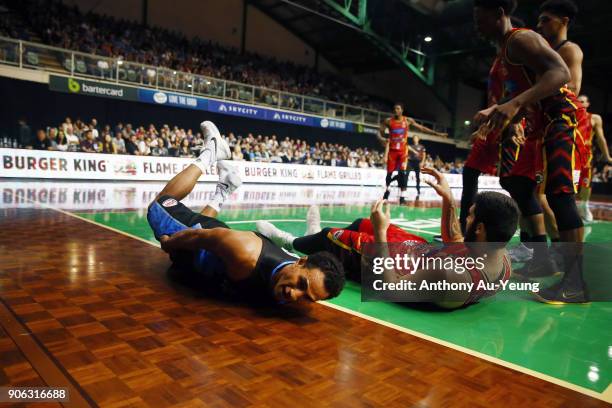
[{"xmin": 5, "ymin": 194, "xmax": 610, "ymax": 404}]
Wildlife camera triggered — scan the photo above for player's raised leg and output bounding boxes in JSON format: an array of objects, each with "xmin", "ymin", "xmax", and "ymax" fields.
[{"xmin": 156, "ymin": 120, "xmax": 231, "ymax": 202}]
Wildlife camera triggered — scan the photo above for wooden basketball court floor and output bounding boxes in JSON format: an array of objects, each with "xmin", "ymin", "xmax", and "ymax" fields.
[{"xmin": 1, "ymin": 181, "xmax": 611, "ymax": 407}]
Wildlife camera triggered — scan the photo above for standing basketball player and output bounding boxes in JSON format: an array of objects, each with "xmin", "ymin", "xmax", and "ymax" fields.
[
  {"xmin": 576, "ymin": 95, "xmax": 612, "ymax": 222},
  {"xmin": 380, "ymin": 103, "xmax": 445, "ymax": 204},
  {"xmin": 527, "ymin": 0, "xmax": 583, "ymax": 247},
  {"xmin": 474, "ymin": 0, "xmax": 587, "ymax": 303}
]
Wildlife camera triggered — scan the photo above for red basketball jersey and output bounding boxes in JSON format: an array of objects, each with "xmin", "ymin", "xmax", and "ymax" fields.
[{"xmin": 388, "ymin": 117, "xmax": 409, "ymax": 151}]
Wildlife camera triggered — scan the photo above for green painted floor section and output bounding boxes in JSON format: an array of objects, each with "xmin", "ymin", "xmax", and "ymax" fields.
[{"xmin": 75, "ymin": 205, "xmax": 612, "ymax": 395}]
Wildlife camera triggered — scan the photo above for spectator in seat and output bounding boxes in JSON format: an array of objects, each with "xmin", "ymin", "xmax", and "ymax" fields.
[
  {"xmin": 17, "ymin": 119, "xmax": 32, "ymax": 148},
  {"xmin": 90, "ymin": 118, "xmax": 99, "ymax": 139},
  {"xmin": 65, "ymin": 125, "xmax": 80, "ymax": 152},
  {"xmin": 80, "ymin": 129, "xmax": 97, "ymax": 153},
  {"xmin": 101, "ymin": 133, "xmax": 117, "ymax": 154},
  {"xmin": 113, "ymin": 132, "xmax": 127, "ymax": 154},
  {"xmin": 138, "ymin": 135, "xmax": 151, "ymax": 156},
  {"xmin": 56, "ymin": 130, "xmax": 69, "ymax": 152},
  {"xmin": 178, "ymin": 139, "xmax": 192, "ymax": 157},
  {"xmin": 126, "ymin": 134, "xmax": 140, "ymax": 155},
  {"xmin": 32, "ymin": 129, "xmax": 52, "ymax": 150},
  {"xmin": 250, "ymin": 144, "xmax": 263, "ymax": 162},
  {"xmin": 47, "ymin": 127, "xmax": 58, "ymax": 150},
  {"xmin": 151, "ymin": 137, "xmax": 168, "ymax": 156},
  {"xmin": 357, "ymin": 156, "xmax": 369, "ymax": 168},
  {"xmin": 232, "ymin": 141, "xmax": 244, "ymax": 161},
  {"xmin": 168, "ymin": 140, "xmax": 179, "ymax": 157}
]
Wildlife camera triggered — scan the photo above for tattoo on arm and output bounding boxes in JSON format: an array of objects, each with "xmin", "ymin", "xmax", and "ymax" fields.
[{"xmin": 442, "ymin": 198, "xmax": 464, "ymax": 243}]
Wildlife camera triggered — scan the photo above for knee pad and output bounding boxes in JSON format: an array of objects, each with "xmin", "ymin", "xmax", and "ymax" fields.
[
  {"xmin": 500, "ymin": 177, "xmax": 542, "ymax": 216},
  {"xmin": 397, "ymin": 170, "xmax": 408, "ymax": 189},
  {"xmin": 546, "ymin": 193, "xmax": 583, "ymax": 231}
]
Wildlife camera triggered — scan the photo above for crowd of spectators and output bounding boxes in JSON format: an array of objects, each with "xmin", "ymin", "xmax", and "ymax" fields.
[
  {"xmin": 0, "ymin": 0, "xmax": 389, "ymax": 112},
  {"xmin": 592, "ymin": 166, "xmax": 612, "ymax": 184},
  {"xmin": 8, "ymin": 117, "xmax": 465, "ymax": 172}
]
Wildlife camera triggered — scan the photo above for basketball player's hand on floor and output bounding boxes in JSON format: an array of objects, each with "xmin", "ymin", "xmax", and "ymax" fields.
[
  {"xmin": 422, "ymin": 167, "xmax": 452, "ymax": 201},
  {"xmin": 370, "ymin": 199, "xmax": 391, "ymax": 241}
]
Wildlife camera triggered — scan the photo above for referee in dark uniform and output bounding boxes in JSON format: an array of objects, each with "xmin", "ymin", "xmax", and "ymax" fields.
[{"xmin": 408, "ymin": 135, "xmax": 426, "ymax": 196}]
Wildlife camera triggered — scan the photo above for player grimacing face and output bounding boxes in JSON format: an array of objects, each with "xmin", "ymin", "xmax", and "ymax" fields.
[
  {"xmin": 578, "ymin": 96, "xmax": 590, "ymax": 109},
  {"xmin": 272, "ymin": 262, "xmax": 329, "ymax": 303}
]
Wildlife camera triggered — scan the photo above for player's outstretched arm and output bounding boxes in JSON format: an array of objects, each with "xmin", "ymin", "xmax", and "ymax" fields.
[
  {"xmin": 408, "ymin": 118, "xmax": 447, "ymax": 138},
  {"xmin": 422, "ymin": 167, "xmax": 464, "ymax": 243},
  {"xmin": 369, "ymin": 199, "xmax": 401, "ymax": 285}
]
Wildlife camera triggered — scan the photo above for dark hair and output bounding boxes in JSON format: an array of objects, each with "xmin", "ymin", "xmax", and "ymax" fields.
[
  {"xmin": 393, "ymin": 102, "xmax": 404, "ymax": 109},
  {"xmin": 473, "ymin": 191, "xmax": 519, "ymax": 243},
  {"xmin": 305, "ymin": 251, "xmax": 345, "ymax": 299},
  {"xmin": 473, "ymin": 0, "xmax": 517, "ymax": 15},
  {"xmin": 540, "ymin": 0, "xmax": 578, "ymax": 22}
]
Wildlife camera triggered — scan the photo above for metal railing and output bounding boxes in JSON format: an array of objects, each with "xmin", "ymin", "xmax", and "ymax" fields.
[{"xmin": 0, "ymin": 36, "xmax": 448, "ymax": 132}]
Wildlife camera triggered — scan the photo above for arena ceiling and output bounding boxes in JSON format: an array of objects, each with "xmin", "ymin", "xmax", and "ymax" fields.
[{"xmin": 250, "ymin": 0, "xmax": 612, "ymax": 93}]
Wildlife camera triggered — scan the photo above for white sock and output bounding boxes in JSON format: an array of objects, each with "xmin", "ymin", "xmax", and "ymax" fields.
[
  {"xmin": 193, "ymin": 140, "xmax": 216, "ymax": 172},
  {"xmin": 208, "ymin": 183, "xmax": 229, "ymax": 212}
]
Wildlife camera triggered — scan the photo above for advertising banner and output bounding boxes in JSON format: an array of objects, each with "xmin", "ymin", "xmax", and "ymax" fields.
[
  {"xmin": 0, "ymin": 180, "xmax": 384, "ymax": 210},
  {"xmin": 207, "ymin": 100, "xmax": 267, "ymax": 120},
  {"xmin": 318, "ymin": 117, "xmax": 354, "ymax": 132},
  {"xmin": 0, "ymin": 148, "xmax": 502, "ymax": 188},
  {"xmin": 49, "ymin": 75, "xmax": 138, "ymax": 101},
  {"xmin": 138, "ymin": 89, "xmax": 207, "ymax": 111}
]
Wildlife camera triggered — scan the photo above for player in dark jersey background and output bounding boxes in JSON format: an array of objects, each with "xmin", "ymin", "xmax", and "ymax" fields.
[
  {"xmin": 379, "ymin": 103, "xmax": 446, "ymax": 204},
  {"xmin": 473, "ymin": 0, "xmax": 587, "ymax": 303}
]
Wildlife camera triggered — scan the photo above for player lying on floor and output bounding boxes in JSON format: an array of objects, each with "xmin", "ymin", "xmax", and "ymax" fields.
[
  {"xmin": 257, "ymin": 168, "xmax": 520, "ymax": 308},
  {"xmin": 147, "ymin": 120, "xmax": 345, "ymax": 305}
]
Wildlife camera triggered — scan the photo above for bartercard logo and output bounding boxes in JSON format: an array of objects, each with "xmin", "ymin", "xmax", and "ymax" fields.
[{"xmin": 68, "ymin": 78, "xmax": 81, "ymax": 93}]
